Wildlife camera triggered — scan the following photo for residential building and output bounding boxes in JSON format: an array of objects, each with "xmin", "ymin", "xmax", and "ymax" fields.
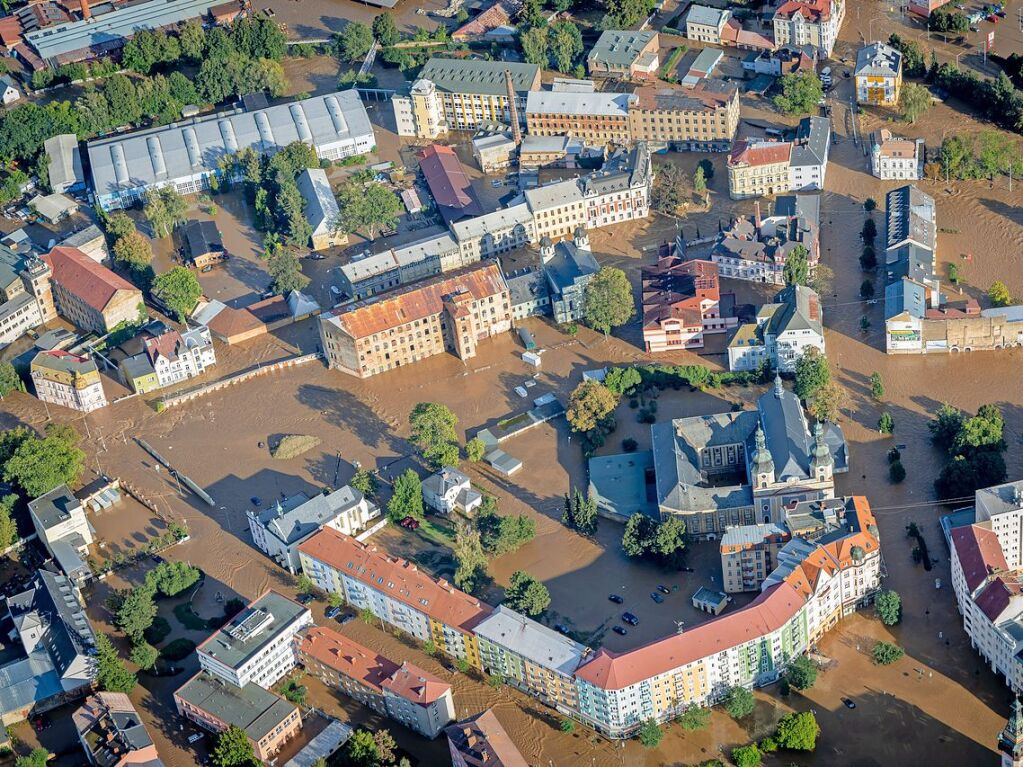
[
  {"xmin": 44, "ymin": 134, "xmax": 84, "ymax": 194},
  {"xmin": 173, "ymin": 672, "xmax": 302, "ymax": 763},
  {"xmin": 883, "ymin": 184, "xmax": 940, "ymax": 353},
  {"xmin": 196, "ymin": 591, "xmax": 313, "ymax": 690},
  {"xmin": 1, "ymin": 569, "xmax": 96, "ymax": 725},
  {"xmin": 652, "ymin": 374, "xmax": 846, "ymax": 534},
  {"xmin": 43, "ymin": 246, "xmax": 142, "ymax": 333},
  {"xmin": 772, "ymin": 0, "xmax": 845, "ymax": 57},
  {"xmin": 446, "ymin": 709, "xmax": 528, "ymax": 767},
  {"xmin": 298, "ymin": 626, "xmax": 456, "ymax": 738},
  {"xmin": 728, "ymin": 284, "xmax": 825, "ymax": 372},
  {"xmin": 727, "ymin": 140, "xmax": 792, "ymax": 199},
  {"xmin": 855, "ymin": 41, "xmax": 903, "ymax": 106},
  {"xmin": 30, "ymin": 350, "xmax": 107, "ymax": 412},
  {"xmin": 0, "ymin": 245, "xmax": 55, "ymax": 346},
  {"xmin": 525, "ymin": 180, "xmax": 588, "ymax": 242},
  {"xmin": 0, "ymin": 74, "xmax": 20, "ymax": 104},
  {"xmin": 720, "ymin": 523, "xmax": 791, "ymax": 592},
  {"xmin": 337, "ymin": 233, "xmax": 467, "ymax": 301},
  {"xmin": 641, "ymin": 254, "xmax": 736, "ymax": 352},
  {"xmin": 789, "ymin": 116, "xmax": 831, "ymax": 191},
  {"xmin": 710, "ymin": 195, "xmax": 820, "ymax": 284},
  {"xmin": 73, "ymin": 692, "xmax": 164, "ymax": 767},
  {"xmin": 505, "ymin": 267, "xmax": 550, "ymax": 321},
  {"xmin": 452, "ymin": 0, "xmax": 521, "ymax": 42},
  {"xmin": 743, "ymin": 45, "xmax": 816, "ymax": 77},
  {"xmin": 452, "ymin": 204, "xmax": 536, "ymax": 263},
  {"xmin": 183, "ymin": 220, "xmax": 226, "ymax": 269},
  {"xmin": 392, "ymin": 60, "xmax": 541, "ymax": 138},
  {"xmin": 298, "ymin": 528, "xmax": 492, "ymax": 667},
  {"xmin": 246, "ymin": 486, "xmax": 381, "ymax": 573},
  {"xmin": 579, "ymin": 142, "xmax": 652, "ymax": 229},
  {"xmin": 418, "ymin": 145, "xmax": 484, "ymax": 225},
  {"xmin": 586, "ymin": 30, "xmax": 660, "ymax": 78},
  {"xmin": 472, "ymin": 132, "xmax": 517, "ymax": 173},
  {"xmin": 120, "ymin": 326, "xmax": 215, "ymax": 392},
  {"xmin": 720, "ymin": 16, "xmax": 776, "ymax": 50},
  {"xmin": 422, "ymin": 467, "xmax": 483, "ymax": 516},
  {"xmin": 88, "ymin": 90, "xmax": 374, "ymax": 210},
  {"xmin": 870, "ymin": 129, "xmax": 922, "ymax": 180},
  {"xmin": 296, "ymin": 168, "xmax": 345, "ymax": 251},
  {"xmin": 319, "ymin": 262, "xmax": 512, "ymax": 378},
  {"xmin": 61, "ymin": 225, "xmax": 109, "ymax": 264},
  {"xmin": 628, "ymin": 80, "xmax": 741, "ymax": 152},
  {"xmin": 28, "ymin": 484, "xmax": 94, "ymax": 580},
  {"xmin": 685, "ymin": 5, "xmax": 732, "ymax": 43},
  {"xmin": 519, "ymin": 135, "xmax": 584, "ymax": 169},
  {"xmin": 525, "ymin": 90, "xmax": 635, "ymax": 145},
  {"xmin": 539, "ymin": 228, "xmax": 599, "ymax": 324}
]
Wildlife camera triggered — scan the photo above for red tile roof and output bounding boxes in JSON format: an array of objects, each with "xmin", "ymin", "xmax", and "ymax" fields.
[
  {"xmin": 975, "ymin": 576, "xmax": 1023, "ymax": 622},
  {"xmin": 0, "ymin": 16, "xmax": 22, "ymax": 47},
  {"xmin": 728, "ymin": 140, "xmax": 792, "ymax": 168},
  {"xmin": 444, "ymin": 709, "xmax": 528, "ymax": 767},
  {"xmin": 452, "ymin": 0, "xmax": 520, "ymax": 40},
  {"xmin": 381, "ymin": 661, "xmax": 451, "ymax": 705},
  {"xmin": 43, "ymin": 246, "xmax": 140, "ymax": 313},
  {"xmin": 417, "ymin": 145, "xmax": 483, "ymax": 220},
  {"xmin": 774, "ymin": 0, "xmax": 833, "ymax": 21},
  {"xmin": 952, "ymin": 524, "xmax": 1008, "ymax": 594},
  {"xmin": 298, "ymin": 527, "xmax": 492, "ymax": 633},
  {"xmin": 299, "ymin": 626, "xmax": 398, "ymax": 693},
  {"xmin": 144, "ymin": 330, "xmax": 184, "ymax": 364},
  {"xmin": 641, "ymin": 256, "xmax": 721, "ymax": 329}
]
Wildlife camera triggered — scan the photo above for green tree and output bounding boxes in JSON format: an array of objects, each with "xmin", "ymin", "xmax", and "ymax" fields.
[
  {"xmin": 409, "ymin": 402, "xmax": 460, "ymax": 469},
  {"xmin": 693, "ymin": 164, "xmax": 707, "ymax": 200},
  {"xmin": 875, "ymin": 589, "xmax": 902, "ymax": 625},
  {"xmin": 860, "ymin": 244, "xmax": 877, "ymax": 270},
  {"xmin": 650, "ymin": 162, "xmax": 688, "ymax": 214},
  {"xmin": 775, "ymin": 711, "xmax": 820, "ymax": 751},
  {"xmin": 978, "ymin": 130, "xmax": 1017, "ymax": 179},
  {"xmin": 453, "ymin": 520, "xmax": 488, "ymax": 594},
  {"xmin": 327, "ymin": 591, "xmax": 344, "ymax": 608},
  {"xmin": 267, "ymin": 249, "xmax": 310, "ymax": 295},
  {"xmin": 344, "ymin": 730, "xmax": 379, "ymax": 767},
  {"xmin": 871, "ymin": 640, "xmax": 905, "ymax": 665},
  {"xmin": 0, "ymin": 361, "xmax": 23, "ymax": 397},
  {"xmin": 520, "ymin": 26, "xmax": 549, "ymax": 67},
  {"xmin": 783, "ymin": 244, "xmax": 810, "ymax": 286},
  {"xmin": 0, "ymin": 494, "xmax": 18, "ymax": 549},
  {"xmin": 282, "ymin": 677, "xmax": 307, "ymax": 704},
  {"xmin": 622, "ymin": 513, "xmax": 657, "ymax": 557},
  {"xmin": 563, "ymin": 487, "xmax": 598, "ymax": 535},
  {"xmin": 678, "ymin": 706, "xmax": 711, "ymax": 730},
  {"xmin": 889, "ymin": 459, "xmax": 906, "ymax": 483},
  {"xmin": 106, "ymin": 211, "xmax": 137, "ymax": 240},
  {"xmin": 113, "ymin": 231, "xmax": 154, "ymax": 272},
  {"xmin": 774, "ymin": 72, "xmax": 823, "ymax": 115},
  {"xmin": 888, "ymin": 34, "xmax": 926, "ymax": 76},
  {"xmin": 337, "ymin": 22, "xmax": 374, "ymax": 61},
  {"xmin": 566, "ymin": 381, "xmax": 618, "ymax": 433},
  {"xmin": 899, "ymin": 82, "xmax": 932, "ymax": 124},
  {"xmin": 860, "ymin": 280, "xmax": 875, "ymax": 299},
  {"xmin": 335, "ymin": 182, "xmax": 402, "ymax": 239},
  {"xmin": 731, "ymin": 744, "xmax": 762, "ymax": 767},
  {"xmin": 117, "ymin": 584, "xmax": 157, "ymax": 643},
  {"xmin": 350, "ymin": 468, "xmax": 379, "ymax": 499},
  {"xmin": 560, "ymin": 718, "xmax": 575, "ymax": 733},
  {"xmin": 600, "ymin": 0, "xmax": 655, "ymax": 28},
  {"xmin": 143, "ymin": 187, "xmax": 187, "ymax": 238},
  {"xmin": 940, "ymin": 135, "xmax": 976, "ymax": 180},
  {"xmin": 372, "ymin": 730, "xmax": 396, "ymax": 764},
  {"xmin": 465, "ymin": 436, "xmax": 487, "ymax": 463},
  {"xmin": 95, "ymin": 634, "xmax": 137, "ymax": 693},
  {"xmin": 869, "ymin": 372, "xmax": 884, "ymax": 400},
  {"xmin": 652, "ymin": 516, "xmax": 686, "ymax": 563},
  {"xmin": 477, "ymin": 497, "xmax": 535, "ymax": 555},
  {"xmin": 864, "ymin": 197, "xmax": 877, "ymax": 212},
  {"xmin": 604, "ymin": 366, "xmax": 642, "ymax": 396},
  {"xmin": 518, "ymin": 0, "xmax": 547, "ymax": 28},
  {"xmin": 988, "ymin": 281, "xmax": 1013, "ymax": 307},
  {"xmin": 212, "ymin": 725, "xmax": 256, "ymax": 767},
  {"xmin": 503, "ymin": 570, "xmax": 551, "ymax": 616},
  {"xmin": 725, "ymin": 686, "xmax": 755, "ymax": 719},
  {"xmin": 388, "ymin": 469, "xmax": 424, "ymax": 522},
  {"xmin": 878, "ymin": 412, "xmax": 894, "ymax": 434},
  {"xmin": 14, "ymin": 749, "xmax": 50, "ymax": 767},
  {"xmin": 130, "ymin": 641, "xmax": 159, "ymax": 670},
  {"xmin": 861, "ymin": 217, "xmax": 877, "ymax": 242},
  {"xmin": 145, "ymin": 561, "xmax": 201, "ymax": 597},
  {"xmin": 296, "ymin": 573, "xmax": 314, "ymax": 594},
  {"xmin": 793, "ymin": 346, "xmax": 830, "ymax": 401},
  {"xmin": 929, "ymin": 403, "xmax": 964, "ymax": 449},
  {"xmin": 807, "ymin": 379, "xmax": 845, "ymax": 424},
  {"xmin": 784, "ymin": 655, "xmax": 817, "ymax": 690},
  {"xmin": 3, "ymin": 426, "xmax": 85, "ymax": 497},
  {"xmin": 152, "ymin": 267, "xmax": 202, "ymax": 321},
  {"xmin": 179, "ymin": 20, "xmax": 206, "ymax": 60},
  {"xmin": 372, "ymin": 13, "xmax": 400, "ymax": 46},
  {"xmin": 637, "ymin": 718, "xmax": 663, "ymax": 748},
  {"xmin": 549, "ymin": 20, "xmax": 583, "ymax": 73},
  {"xmin": 584, "ymin": 266, "xmax": 635, "ymax": 336}
]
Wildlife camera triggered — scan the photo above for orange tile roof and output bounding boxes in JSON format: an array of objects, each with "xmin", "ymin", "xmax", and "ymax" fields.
[
  {"xmin": 381, "ymin": 661, "xmax": 451, "ymax": 705},
  {"xmin": 207, "ymin": 305, "xmax": 265, "ymax": 340},
  {"xmin": 299, "ymin": 626, "xmax": 398, "ymax": 693},
  {"xmin": 775, "ymin": 0, "xmax": 833, "ymax": 21},
  {"xmin": 298, "ymin": 528, "xmax": 492, "ymax": 633},
  {"xmin": 452, "ymin": 0, "xmax": 519, "ymax": 40},
  {"xmin": 324, "ymin": 262, "xmax": 507, "ymax": 340},
  {"xmin": 444, "ymin": 709, "xmax": 528, "ymax": 767},
  {"xmin": 44, "ymin": 246, "xmax": 141, "ymax": 313},
  {"xmin": 728, "ymin": 140, "xmax": 792, "ymax": 168}
]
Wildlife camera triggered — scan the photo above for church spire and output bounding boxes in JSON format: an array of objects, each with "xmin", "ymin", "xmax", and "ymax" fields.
[
  {"xmin": 774, "ymin": 371, "xmax": 784, "ymax": 399},
  {"xmin": 752, "ymin": 425, "xmax": 774, "ymax": 485},
  {"xmin": 1000, "ymin": 697, "xmax": 1023, "ymax": 765}
]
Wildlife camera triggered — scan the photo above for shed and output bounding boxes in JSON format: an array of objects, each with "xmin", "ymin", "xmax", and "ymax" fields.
[
  {"xmin": 44, "ymin": 134, "xmax": 84, "ymax": 194},
  {"xmin": 484, "ymin": 449, "xmax": 523, "ymax": 476},
  {"xmin": 691, "ymin": 586, "xmax": 729, "ymax": 615},
  {"xmin": 518, "ymin": 327, "xmax": 536, "ymax": 350},
  {"xmin": 29, "ymin": 193, "xmax": 78, "ymax": 224},
  {"xmin": 184, "ymin": 220, "xmax": 226, "ymax": 268}
]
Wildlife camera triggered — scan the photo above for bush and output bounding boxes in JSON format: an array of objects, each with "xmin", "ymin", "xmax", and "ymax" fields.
[
  {"xmin": 725, "ymin": 686, "xmax": 755, "ymax": 719},
  {"xmin": 889, "ymin": 460, "xmax": 906, "ymax": 483},
  {"xmin": 872, "ymin": 640, "xmax": 905, "ymax": 665},
  {"xmin": 731, "ymin": 744, "xmax": 762, "ymax": 767},
  {"xmin": 160, "ymin": 638, "xmax": 197, "ymax": 661},
  {"xmin": 622, "ymin": 438, "xmax": 638, "ymax": 452},
  {"xmin": 271, "ymin": 434, "xmax": 322, "ymax": 459}
]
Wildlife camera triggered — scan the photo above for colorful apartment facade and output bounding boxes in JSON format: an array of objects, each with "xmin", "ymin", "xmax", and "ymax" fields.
[
  {"xmin": 855, "ymin": 42, "xmax": 902, "ymax": 107},
  {"xmin": 30, "ymin": 350, "xmax": 107, "ymax": 412},
  {"xmin": 641, "ymin": 255, "xmax": 736, "ymax": 352}
]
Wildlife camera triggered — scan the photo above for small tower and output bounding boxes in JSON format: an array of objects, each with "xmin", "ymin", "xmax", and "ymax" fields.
[
  {"xmin": 809, "ymin": 420, "xmax": 834, "ymax": 483},
  {"xmin": 999, "ymin": 698, "xmax": 1023, "ymax": 767},
  {"xmin": 773, "ymin": 371, "xmax": 785, "ymax": 399},
  {"xmin": 539, "ymin": 235, "xmax": 555, "ymax": 264},
  {"xmin": 573, "ymin": 225, "xmax": 590, "ymax": 252},
  {"xmin": 751, "ymin": 425, "xmax": 775, "ymax": 490}
]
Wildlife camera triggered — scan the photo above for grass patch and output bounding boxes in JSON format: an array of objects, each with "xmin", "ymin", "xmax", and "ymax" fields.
[
  {"xmin": 160, "ymin": 638, "xmax": 197, "ymax": 661},
  {"xmin": 174, "ymin": 603, "xmax": 211, "ymax": 631},
  {"xmin": 415, "ymin": 518, "xmax": 457, "ymax": 547},
  {"xmin": 271, "ymin": 434, "xmax": 322, "ymax": 459},
  {"xmin": 497, "ymin": 413, "xmax": 530, "ymax": 430},
  {"xmin": 144, "ymin": 616, "xmax": 172, "ymax": 645},
  {"xmin": 660, "ymin": 46, "xmax": 687, "ymax": 82}
]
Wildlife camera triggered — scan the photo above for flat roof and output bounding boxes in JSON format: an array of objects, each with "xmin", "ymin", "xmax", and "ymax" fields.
[
  {"xmin": 175, "ymin": 672, "xmax": 296, "ymax": 742},
  {"xmin": 526, "ymin": 90, "xmax": 633, "ymax": 118},
  {"xmin": 198, "ymin": 591, "xmax": 308, "ymax": 671},
  {"xmin": 474, "ymin": 606, "xmax": 588, "ymax": 677},
  {"xmin": 588, "ymin": 30, "xmax": 657, "ymax": 68}
]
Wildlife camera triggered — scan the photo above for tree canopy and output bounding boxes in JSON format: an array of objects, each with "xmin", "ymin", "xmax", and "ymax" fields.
[
  {"xmin": 725, "ymin": 686, "xmax": 755, "ymax": 719},
  {"xmin": 95, "ymin": 634, "xmax": 137, "ymax": 693},
  {"xmin": 453, "ymin": 520, "xmax": 489, "ymax": 594},
  {"xmin": 336, "ymin": 22, "xmax": 374, "ymax": 61},
  {"xmin": 584, "ymin": 266, "xmax": 635, "ymax": 336},
  {"xmin": 566, "ymin": 381, "xmax": 618, "ymax": 434},
  {"xmin": 875, "ymin": 589, "xmax": 902, "ymax": 625},
  {"xmin": 212, "ymin": 725, "xmax": 256, "ymax": 767},
  {"xmin": 774, "ymin": 72, "xmax": 823, "ymax": 115},
  {"xmin": 784, "ymin": 655, "xmax": 817, "ymax": 690},
  {"xmin": 387, "ymin": 469, "xmax": 424, "ymax": 522},
  {"xmin": 900, "ymin": 82, "xmax": 932, "ymax": 124},
  {"xmin": 2, "ymin": 424, "xmax": 85, "ymax": 498},
  {"xmin": 793, "ymin": 347, "xmax": 830, "ymax": 401},
  {"xmin": 152, "ymin": 267, "xmax": 202, "ymax": 322},
  {"xmin": 477, "ymin": 496, "xmax": 535, "ymax": 555},
  {"xmin": 503, "ymin": 570, "xmax": 551, "ymax": 616},
  {"xmin": 335, "ymin": 182, "xmax": 401, "ymax": 239},
  {"xmin": 408, "ymin": 402, "xmax": 460, "ymax": 469},
  {"xmin": 783, "ymin": 244, "xmax": 810, "ymax": 286},
  {"xmin": 775, "ymin": 711, "xmax": 820, "ymax": 751}
]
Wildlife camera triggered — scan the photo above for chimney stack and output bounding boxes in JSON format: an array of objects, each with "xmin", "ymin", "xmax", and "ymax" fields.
[
  {"xmin": 505, "ymin": 70, "xmax": 522, "ymax": 146},
  {"xmin": 753, "ymin": 201, "xmax": 762, "ymax": 230},
  {"xmin": 81, "ymin": 0, "xmax": 91, "ymax": 19}
]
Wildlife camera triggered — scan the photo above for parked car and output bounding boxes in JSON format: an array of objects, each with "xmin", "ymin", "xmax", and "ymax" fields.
[
  {"xmin": 656, "ymin": 585, "xmax": 671, "ymax": 595},
  {"xmin": 400, "ymin": 516, "xmax": 421, "ymax": 530},
  {"xmin": 554, "ymin": 624, "xmax": 570, "ymax": 635},
  {"xmin": 337, "ymin": 613, "xmax": 354, "ymax": 625},
  {"xmin": 842, "ymin": 697, "xmax": 857, "ymax": 709},
  {"xmin": 650, "ymin": 592, "xmax": 664, "ymax": 603},
  {"xmin": 608, "ymin": 593, "xmax": 624, "ymax": 604},
  {"xmin": 296, "ymin": 593, "xmax": 314, "ymax": 605},
  {"xmin": 612, "ymin": 625, "xmax": 628, "ymax": 635},
  {"xmin": 622, "ymin": 612, "xmax": 639, "ymax": 626},
  {"xmin": 325, "ymin": 606, "xmax": 341, "ymax": 619}
]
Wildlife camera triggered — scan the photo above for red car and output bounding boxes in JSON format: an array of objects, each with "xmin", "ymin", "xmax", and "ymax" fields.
[{"xmin": 400, "ymin": 516, "xmax": 421, "ymax": 530}]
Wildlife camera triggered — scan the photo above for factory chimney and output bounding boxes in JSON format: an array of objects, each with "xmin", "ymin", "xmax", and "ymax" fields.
[
  {"xmin": 81, "ymin": 0, "xmax": 92, "ymax": 19},
  {"xmin": 505, "ymin": 69, "xmax": 522, "ymax": 145}
]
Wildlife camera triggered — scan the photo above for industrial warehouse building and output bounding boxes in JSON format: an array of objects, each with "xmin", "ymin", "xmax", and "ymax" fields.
[{"xmin": 87, "ymin": 90, "xmax": 375, "ymax": 211}]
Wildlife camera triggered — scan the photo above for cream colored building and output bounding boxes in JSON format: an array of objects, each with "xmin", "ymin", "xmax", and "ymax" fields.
[
  {"xmin": 525, "ymin": 180, "xmax": 587, "ymax": 241},
  {"xmin": 772, "ymin": 0, "xmax": 845, "ymax": 56},
  {"xmin": 726, "ymin": 141, "xmax": 793, "ymax": 199},
  {"xmin": 44, "ymin": 246, "xmax": 142, "ymax": 333},
  {"xmin": 30, "ymin": 350, "xmax": 107, "ymax": 412},
  {"xmin": 628, "ymin": 81, "xmax": 740, "ymax": 152}
]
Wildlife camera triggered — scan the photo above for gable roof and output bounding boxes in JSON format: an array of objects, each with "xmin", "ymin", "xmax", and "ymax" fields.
[
  {"xmin": 44, "ymin": 246, "xmax": 140, "ymax": 312},
  {"xmin": 952, "ymin": 524, "xmax": 1008, "ymax": 594}
]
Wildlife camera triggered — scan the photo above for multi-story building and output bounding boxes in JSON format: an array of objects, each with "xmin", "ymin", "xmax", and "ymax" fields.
[
  {"xmin": 173, "ymin": 672, "xmax": 302, "ymax": 763},
  {"xmin": 525, "ymin": 90, "xmax": 635, "ymax": 145},
  {"xmin": 452, "ymin": 204, "xmax": 536, "ymax": 263},
  {"xmin": 43, "ymin": 246, "xmax": 142, "ymax": 333},
  {"xmin": 296, "ymin": 168, "xmax": 345, "ymax": 251},
  {"xmin": 89, "ymin": 90, "xmax": 375, "ymax": 210},
  {"xmin": 586, "ymin": 30, "xmax": 660, "ymax": 78},
  {"xmin": 855, "ymin": 41, "xmax": 903, "ymax": 106},
  {"xmin": 298, "ymin": 527, "xmax": 492, "ymax": 667},
  {"xmin": 539, "ymin": 228, "xmax": 600, "ymax": 325},
  {"xmin": 999, "ymin": 700, "xmax": 1023, "ymax": 767},
  {"xmin": 338, "ymin": 233, "xmax": 466, "ymax": 301},
  {"xmin": 727, "ymin": 140, "xmax": 793, "ymax": 199},
  {"xmin": 628, "ymin": 80, "xmax": 741, "ymax": 152},
  {"xmin": 525, "ymin": 180, "xmax": 588, "ymax": 242},
  {"xmin": 30, "ymin": 350, "xmax": 107, "ymax": 412},
  {"xmin": 0, "ymin": 244, "xmax": 55, "ymax": 346},
  {"xmin": 870, "ymin": 129, "xmax": 922, "ymax": 180},
  {"xmin": 580, "ymin": 143, "xmax": 652, "ymax": 229},
  {"xmin": 446, "ymin": 709, "xmax": 529, "ymax": 767},
  {"xmin": 789, "ymin": 116, "xmax": 831, "ymax": 191},
  {"xmin": 28, "ymin": 484, "xmax": 94, "ymax": 579},
  {"xmin": 720, "ymin": 523, "xmax": 791, "ymax": 592},
  {"xmin": 419, "ymin": 144, "xmax": 485, "ymax": 226},
  {"xmin": 392, "ymin": 59, "xmax": 541, "ymax": 138},
  {"xmin": 710, "ymin": 195, "xmax": 820, "ymax": 285},
  {"xmin": 298, "ymin": 626, "xmax": 455, "ymax": 738},
  {"xmin": 641, "ymin": 255, "xmax": 736, "ymax": 352},
  {"xmin": 772, "ymin": 0, "xmax": 845, "ymax": 57},
  {"xmin": 422, "ymin": 467, "xmax": 483, "ymax": 515},
  {"xmin": 134, "ymin": 326, "xmax": 216, "ymax": 389},
  {"xmin": 685, "ymin": 5, "xmax": 732, "ymax": 43},
  {"xmin": 73, "ymin": 692, "xmax": 163, "ymax": 767},
  {"xmin": 728, "ymin": 284, "xmax": 825, "ymax": 372},
  {"xmin": 247, "ymin": 486, "xmax": 381, "ymax": 573},
  {"xmin": 319, "ymin": 262, "xmax": 512, "ymax": 378},
  {"xmin": 196, "ymin": 591, "xmax": 312, "ymax": 690},
  {"xmin": 883, "ymin": 184, "xmax": 940, "ymax": 353}
]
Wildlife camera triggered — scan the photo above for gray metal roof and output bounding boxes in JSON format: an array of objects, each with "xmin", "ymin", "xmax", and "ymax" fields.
[
  {"xmin": 475, "ymin": 605, "xmax": 589, "ymax": 677},
  {"xmin": 768, "ymin": 284, "xmax": 822, "ymax": 337},
  {"xmin": 28, "ymin": 484, "xmax": 81, "ymax": 532},
  {"xmin": 721, "ymin": 522, "xmax": 788, "ymax": 548},
  {"xmin": 26, "ymin": 0, "xmax": 222, "ymax": 61},
  {"xmin": 790, "ymin": 116, "xmax": 830, "ymax": 167},
  {"xmin": 524, "ymin": 179, "xmax": 582, "ymax": 212},
  {"xmin": 686, "ymin": 4, "xmax": 730, "ymax": 26},
  {"xmin": 175, "ymin": 672, "xmax": 297, "ymax": 742},
  {"xmin": 0, "ymin": 652, "xmax": 63, "ymax": 718},
  {"xmin": 418, "ymin": 58, "xmax": 540, "ymax": 97},
  {"xmin": 885, "ymin": 184, "xmax": 935, "ymax": 252},
  {"xmin": 587, "ymin": 30, "xmax": 657, "ymax": 68},
  {"xmin": 44, "ymin": 134, "xmax": 84, "ymax": 193},
  {"xmin": 526, "ymin": 90, "xmax": 634, "ymax": 118},
  {"xmin": 254, "ymin": 486, "xmax": 375, "ymax": 547},
  {"xmin": 544, "ymin": 239, "xmax": 599, "ymax": 295},
  {"xmin": 199, "ymin": 591, "xmax": 309, "ymax": 672},
  {"xmin": 855, "ymin": 42, "xmax": 902, "ymax": 78},
  {"xmin": 451, "ymin": 202, "xmax": 532, "ymax": 241},
  {"xmin": 296, "ymin": 168, "xmax": 340, "ymax": 237},
  {"xmin": 87, "ymin": 90, "xmax": 372, "ymax": 199},
  {"xmin": 505, "ymin": 268, "xmax": 549, "ymax": 308}
]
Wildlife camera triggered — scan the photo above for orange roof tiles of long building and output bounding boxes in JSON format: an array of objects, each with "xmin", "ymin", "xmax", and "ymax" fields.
[
  {"xmin": 728, "ymin": 140, "xmax": 792, "ymax": 167},
  {"xmin": 324, "ymin": 262, "xmax": 507, "ymax": 340},
  {"xmin": 44, "ymin": 246, "xmax": 140, "ymax": 312},
  {"xmin": 299, "ymin": 626, "xmax": 398, "ymax": 693},
  {"xmin": 298, "ymin": 527, "xmax": 492, "ymax": 633}
]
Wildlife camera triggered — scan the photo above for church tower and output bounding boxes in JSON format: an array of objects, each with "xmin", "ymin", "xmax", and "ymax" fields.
[
  {"xmin": 1000, "ymin": 698, "xmax": 1023, "ymax": 767},
  {"xmin": 751, "ymin": 425, "xmax": 775, "ymax": 490},
  {"xmin": 573, "ymin": 225, "xmax": 590, "ymax": 252},
  {"xmin": 809, "ymin": 420, "xmax": 834, "ymax": 483},
  {"xmin": 539, "ymin": 235, "xmax": 555, "ymax": 264}
]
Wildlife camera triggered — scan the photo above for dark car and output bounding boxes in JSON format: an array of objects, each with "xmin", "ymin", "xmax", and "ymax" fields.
[
  {"xmin": 657, "ymin": 585, "xmax": 671, "ymax": 595},
  {"xmin": 608, "ymin": 594, "xmax": 624, "ymax": 604},
  {"xmin": 842, "ymin": 697, "xmax": 857, "ymax": 709},
  {"xmin": 622, "ymin": 612, "xmax": 639, "ymax": 626},
  {"xmin": 336, "ymin": 613, "xmax": 354, "ymax": 626},
  {"xmin": 296, "ymin": 593, "xmax": 314, "ymax": 605},
  {"xmin": 554, "ymin": 624, "xmax": 570, "ymax": 635},
  {"xmin": 400, "ymin": 516, "xmax": 421, "ymax": 530},
  {"xmin": 650, "ymin": 592, "xmax": 664, "ymax": 603},
  {"xmin": 612, "ymin": 625, "xmax": 628, "ymax": 636},
  {"xmin": 325, "ymin": 606, "xmax": 341, "ymax": 619}
]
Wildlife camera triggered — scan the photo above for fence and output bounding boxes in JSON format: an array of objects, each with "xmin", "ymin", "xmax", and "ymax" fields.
[{"xmin": 159, "ymin": 352, "xmax": 321, "ymax": 409}]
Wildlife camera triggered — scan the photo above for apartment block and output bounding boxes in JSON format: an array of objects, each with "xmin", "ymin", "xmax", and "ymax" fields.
[
  {"xmin": 720, "ymin": 523, "xmax": 791, "ymax": 592},
  {"xmin": 196, "ymin": 591, "xmax": 312, "ymax": 690},
  {"xmin": 727, "ymin": 140, "xmax": 792, "ymax": 199},
  {"xmin": 446, "ymin": 709, "xmax": 528, "ymax": 767},
  {"xmin": 28, "ymin": 484, "xmax": 94, "ymax": 576},
  {"xmin": 43, "ymin": 246, "xmax": 142, "ymax": 333},
  {"xmin": 298, "ymin": 527, "xmax": 491, "ymax": 667},
  {"xmin": 31, "ymin": 350, "xmax": 107, "ymax": 412},
  {"xmin": 319, "ymin": 262, "xmax": 512, "ymax": 379},
  {"xmin": 525, "ymin": 90, "xmax": 635, "ymax": 145},
  {"xmin": 73, "ymin": 692, "xmax": 163, "ymax": 767},
  {"xmin": 685, "ymin": 4, "xmax": 732, "ymax": 43},
  {"xmin": 641, "ymin": 255, "xmax": 736, "ymax": 352},
  {"xmin": 728, "ymin": 284, "xmax": 825, "ymax": 373},
  {"xmin": 580, "ymin": 143, "xmax": 652, "ymax": 229},
  {"xmin": 773, "ymin": 0, "xmax": 845, "ymax": 56},
  {"xmin": 628, "ymin": 81, "xmax": 741, "ymax": 152},
  {"xmin": 525, "ymin": 180, "xmax": 588, "ymax": 242},
  {"xmin": 0, "ymin": 244, "xmax": 56, "ymax": 346}
]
